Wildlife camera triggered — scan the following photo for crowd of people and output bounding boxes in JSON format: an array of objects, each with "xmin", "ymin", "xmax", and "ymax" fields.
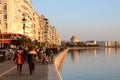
[{"xmin": 12, "ymin": 45, "xmax": 65, "ymax": 76}]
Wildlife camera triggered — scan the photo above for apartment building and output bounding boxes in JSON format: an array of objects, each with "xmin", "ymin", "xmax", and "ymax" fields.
[
  {"xmin": 0, "ymin": 0, "xmax": 61, "ymax": 47},
  {"xmin": 40, "ymin": 15, "xmax": 48, "ymax": 44},
  {"xmin": 55, "ymin": 32, "xmax": 61, "ymax": 46},
  {"xmin": 0, "ymin": 0, "xmax": 8, "ymax": 33},
  {"xmin": 0, "ymin": 0, "xmax": 34, "ymax": 36}
]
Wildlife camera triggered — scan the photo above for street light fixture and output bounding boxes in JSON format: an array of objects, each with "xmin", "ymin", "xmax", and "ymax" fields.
[{"xmin": 22, "ymin": 13, "xmax": 26, "ymax": 47}]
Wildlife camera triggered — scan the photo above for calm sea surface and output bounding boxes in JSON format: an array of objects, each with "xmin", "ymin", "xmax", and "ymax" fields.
[{"xmin": 61, "ymin": 48, "xmax": 120, "ymax": 80}]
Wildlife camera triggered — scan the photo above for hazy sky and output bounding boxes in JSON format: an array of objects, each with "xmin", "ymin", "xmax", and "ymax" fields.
[{"xmin": 30, "ymin": 0, "xmax": 120, "ymax": 41}]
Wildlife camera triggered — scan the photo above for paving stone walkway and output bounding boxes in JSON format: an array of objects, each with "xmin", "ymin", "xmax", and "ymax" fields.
[
  {"xmin": 0, "ymin": 60, "xmax": 48, "ymax": 80},
  {"xmin": 0, "ymin": 60, "xmax": 62, "ymax": 80}
]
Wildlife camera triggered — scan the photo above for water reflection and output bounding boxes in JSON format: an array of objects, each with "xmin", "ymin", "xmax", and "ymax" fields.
[
  {"xmin": 105, "ymin": 48, "xmax": 120, "ymax": 56},
  {"xmin": 61, "ymin": 48, "xmax": 120, "ymax": 80},
  {"xmin": 71, "ymin": 50, "xmax": 79, "ymax": 62},
  {"xmin": 68, "ymin": 48, "xmax": 120, "ymax": 62}
]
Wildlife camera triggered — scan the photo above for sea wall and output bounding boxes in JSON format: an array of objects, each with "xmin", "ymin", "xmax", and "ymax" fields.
[
  {"xmin": 53, "ymin": 48, "xmax": 69, "ymax": 71},
  {"xmin": 48, "ymin": 49, "xmax": 68, "ymax": 80}
]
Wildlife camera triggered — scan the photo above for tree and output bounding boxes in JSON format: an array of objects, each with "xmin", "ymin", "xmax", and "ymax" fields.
[{"xmin": 17, "ymin": 36, "xmax": 33, "ymax": 47}]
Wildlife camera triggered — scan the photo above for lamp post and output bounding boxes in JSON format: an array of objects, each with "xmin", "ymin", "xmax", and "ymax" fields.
[{"xmin": 22, "ymin": 14, "xmax": 26, "ymax": 47}]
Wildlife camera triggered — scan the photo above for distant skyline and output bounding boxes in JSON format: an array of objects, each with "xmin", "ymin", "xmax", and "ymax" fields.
[{"xmin": 30, "ymin": 0, "xmax": 120, "ymax": 41}]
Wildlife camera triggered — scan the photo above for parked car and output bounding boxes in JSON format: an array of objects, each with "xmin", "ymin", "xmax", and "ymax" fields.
[{"xmin": 0, "ymin": 50, "xmax": 12, "ymax": 61}]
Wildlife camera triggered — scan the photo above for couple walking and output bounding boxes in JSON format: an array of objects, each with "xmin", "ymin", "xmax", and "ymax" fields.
[{"xmin": 13, "ymin": 46, "xmax": 37, "ymax": 76}]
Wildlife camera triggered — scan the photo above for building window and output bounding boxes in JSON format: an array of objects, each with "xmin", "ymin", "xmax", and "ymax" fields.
[
  {"xmin": 4, "ymin": 14, "xmax": 7, "ymax": 19},
  {"xmin": 0, "ymin": 10, "xmax": 2, "ymax": 14},
  {"xmin": 3, "ymin": 5, "xmax": 7, "ymax": 10},
  {"xmin": 0, "ymin": 19, "xmax": 1, "ymax": 24},
  {"xmin": 18, "ymin": 9, "xmax": 20, "ymax": 12}
]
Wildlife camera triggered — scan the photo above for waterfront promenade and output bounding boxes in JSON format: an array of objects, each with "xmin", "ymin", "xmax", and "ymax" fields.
[
  {"xmin": 0, "ymin": 47, "xmax": 106, "ymax": 80},
  {"xmin": 0, "ymin": 60, "xmax": 61, "ymax": 80}
]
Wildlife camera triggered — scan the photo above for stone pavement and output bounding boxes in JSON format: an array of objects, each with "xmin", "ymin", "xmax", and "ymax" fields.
[{"xmin": 0, "ymin": 60, "xmax": 62, "ymax": 80}]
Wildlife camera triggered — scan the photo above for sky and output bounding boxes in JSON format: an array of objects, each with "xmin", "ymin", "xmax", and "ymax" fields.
[{"xmin": 30, "ymin": 0, "xmax": 120, "ymax": 41}]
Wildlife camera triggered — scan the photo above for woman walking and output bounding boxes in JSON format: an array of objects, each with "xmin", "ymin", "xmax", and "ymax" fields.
[
  {"xmin": 13, "ymin": 46, "xmax": 26, "ymax": 76},
  {"xmin": 27, "ymin": 47, "xmax": 37, "ymax": 75}
]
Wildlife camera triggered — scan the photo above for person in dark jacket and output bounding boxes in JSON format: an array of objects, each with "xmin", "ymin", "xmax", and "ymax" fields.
[
  {"xmin": 27, "ymin": 47, "xmax": 37, "ymax": 75},
  {"xmin": 13, "ymin": 46, "xmax": 26, "ymax": 76}
]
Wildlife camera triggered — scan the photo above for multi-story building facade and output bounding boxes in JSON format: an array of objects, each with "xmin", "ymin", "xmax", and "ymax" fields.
[
  {"xmin": 0, "ymin": 0, "xmax": 8, "ymax": 33},
  {"xmin": 0, "ymin": 0, "xmax": 61, "ymax": 47},
  {"xmin": 105, "ymin": 41, "xmax": 116, "ymax": 47},
  {"xmin": 39, "ymin": 15, "xmax": 49, "ymax": 44},
  {"xmin": 115, "ymin": 41, "xmax": 120, "ymax": 47},
  {"xmin": 84, "ymin": 40, "xmax": 120, "ymax": 47},
  {"xmin": 56, "ymin": 32, "xmax": 61, "ymax": 46},
  {"xmin": 85, "ymin": 40, "xmax": 97, "ymax": 46},
  {"xmin": 0, "ymin": 0, "xmax": 34, "ymax": 37}
]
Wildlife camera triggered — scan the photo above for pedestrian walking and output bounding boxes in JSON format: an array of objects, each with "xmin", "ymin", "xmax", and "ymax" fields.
[
  {"xmin": 13, "ymin": 46, "xmax": 26, "ymax": 76},
  {"xmin": 23, "ymin": 46, "xmax": 29, "ymax": 60},
  {"xmin": 38, "ymin": 50, "xmax": 46, "ymax": 64},
  {"xmin": 27, "ymin": 46, "xmax": 37, "ymax": 75}
]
